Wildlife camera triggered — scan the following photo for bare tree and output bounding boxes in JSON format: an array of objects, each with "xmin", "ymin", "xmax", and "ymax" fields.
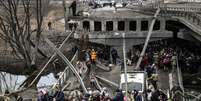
[
  {"xmin": 31, "ymin": 0, "xmax": 43, "ymax": 66},
  {"xmin": 0, "ymin": 0, "xmax": 48, "ymax": 68}
]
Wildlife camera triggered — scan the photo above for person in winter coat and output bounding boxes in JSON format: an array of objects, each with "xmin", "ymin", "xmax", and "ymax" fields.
[
  {"xmin": 112, "ymin": 89, "xmax": 124, "ymax": 101},
  {"xmin": 111, "ymin": 48, "xmax": 118, "ymax": 65},
  {"xmin": 91, "ymin": 49, "xmax": 97, "ymax": 64}
]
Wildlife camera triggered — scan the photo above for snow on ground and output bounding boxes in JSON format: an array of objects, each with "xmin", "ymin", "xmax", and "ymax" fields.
[
  {"xmin": 0, "ymin": 72, "xmax": 58, "ymax": 93},
  {"xmin": 0, "ymin": 72, "xmax": 26, "ymax": 92},
  {"xmin": 37, "ymin": 73, "xmax": 57, "ymax": 88}
]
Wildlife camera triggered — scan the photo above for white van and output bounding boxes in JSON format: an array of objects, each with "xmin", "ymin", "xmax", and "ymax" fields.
[{"xmin": 120, "ymin": 71, "xmax": 146, "ymax": 93}]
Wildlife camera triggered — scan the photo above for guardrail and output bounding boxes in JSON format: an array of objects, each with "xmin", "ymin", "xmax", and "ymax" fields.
[
  {"xmin": 176, "ymin": 55, "xmax": 184, "ymax": 92},
  {"xmin": 169, "ymin": 55, "xmax": 184, "ymax": 101},
  {"xmin": 138, "ymin": 3, "xmax": 201, "ymax": 12},
  {"xmin": 167, "ymin": 54, "xmax": 201, "ymax": 101},
  {"xmin": 136, "ymin": 5, "xmax": 201, "ymax": 30}
]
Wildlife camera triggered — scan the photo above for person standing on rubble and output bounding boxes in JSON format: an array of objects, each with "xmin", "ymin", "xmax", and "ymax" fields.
[{"xmin": 91, "ymin": 49, "xmax": 97, "ymax": 64}]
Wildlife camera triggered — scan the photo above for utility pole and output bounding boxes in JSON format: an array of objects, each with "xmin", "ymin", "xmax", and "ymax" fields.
[{"xmin": 122, "ymin": 33, "xmax": 128, "ymax": 99}]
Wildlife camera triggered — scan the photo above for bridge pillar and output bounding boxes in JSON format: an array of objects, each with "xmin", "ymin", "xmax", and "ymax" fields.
[
  {"xmin": 137, "ymin": 19, "xmax": 141, "ymax": 32},
  {"xmin": 125, "ymin": 20, "xmax": 129, "ymax": 31},
  {"xmin": 193, "ymin": 17, "xmax": 196, "ymax": 23},
  {"xmin": 102, "ymin": 20, "xmax": 106, "ymax": 31},
  {"xmin": 90, "ymin": 20, "xmax": 94, "ymax": 32},
  {"xmin": 148, "ymin": 18, "xmax": 152, "ymax": 30},
  {"xmin": 184, "ymin": 12, "xmax": 188, "ymax": 19},
  {"xmin": 113, "ymin": 20, "xmax": 118, "ymax": 31},
  {"xmin": 160, "ymin": 19, "xmax": 166, "ymax": 31},
  {"xmin": 179, "ymin": 11, "xmax": 183, "ymax": 17},
  {"xmin": 188, "ymin": 14, "xmax": 191, "ymax": 20},
  {"xmin": 198, "ymin": 19, "xmax": 200, "ymax": 25},
  {"xmin": 182, "ymin": 12, "xmax": 185, "ymax": 17},
  {"xmin": 79, "ymin": 21, "xmax": 83, "ymax": 31}
]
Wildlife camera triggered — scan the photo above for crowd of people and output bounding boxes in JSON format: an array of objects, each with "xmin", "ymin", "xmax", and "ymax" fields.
[
  {"xmin": 176, "ymin": 40, "xmax": 201, "ymax": 74},
  {"xmin": 53, "ymin": 38, "xmax": 201, "ymax": 101},
  {"xmin": 3, "ymin": 38, "xmax": 197, "ymax": 101},
  {"xmin": 81, "ymin": 88, "xmax": 142, "ymax": 101},
  {"xmin": 80, "ymin": 87, "xmax": 169, "ymax": 101},
  {"xmin": 127, "ymin": 38, "xmax": 201, "ymax": 73},
  {"xmin": 124, "ymin": 38, "xmax": 201, "ymax": 101},
  {"xmin": 37, "ymin": 84, "xmax": 65, "ymax": 101},
  {"xmin": 77, "ymin": 47, "xmax": 111, "ymax": 64}
]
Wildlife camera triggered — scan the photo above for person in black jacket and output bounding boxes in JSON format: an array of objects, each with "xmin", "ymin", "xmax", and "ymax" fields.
[
  {"xmin": 112, "ymin": 89, "xmax": 124, "ymax": 101},
  {"xmin": 69, "ymin": 1, "xmax": 76, "ymax": 16}
]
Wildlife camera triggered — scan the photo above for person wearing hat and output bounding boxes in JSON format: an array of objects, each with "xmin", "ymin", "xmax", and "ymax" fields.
[{"xmin": 53, "ymin": 85, "xmax": 65, "ymax": 101}]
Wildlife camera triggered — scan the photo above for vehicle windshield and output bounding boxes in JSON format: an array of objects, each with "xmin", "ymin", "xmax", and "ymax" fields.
[{"xmin": 122, "ymin": 82, "xmax": 142, "ymax": 91}]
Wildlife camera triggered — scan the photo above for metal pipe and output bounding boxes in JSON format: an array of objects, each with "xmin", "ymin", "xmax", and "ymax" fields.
[
  {"xmin": 95, "ymin": 75, "xmax": 119, "ymax": 88},
  {"xmin": 94, "ymin": 76, "xmax": 102, "ymax": 90},
  {"xmin": 28, "ymin": 31, "xmax": 74, "ymax": 88},
  {"xmin": 52, "ymin": 51, "xmax": 78, "ymax": 89},
  {"xmin": 62, "ymin": 82, "xmax": 71, "ymax": 91},
  {"xmin": 136, "ymin": 8, "xmax": 160, "ymax": 69},
  {"xmin": 193, "ymin": 94, "xmax": 201, "ymax": 101},
  {"xmin": 44, "ymin": 36, "xmax": 88, "ymax": 94},
  {"xmin": 122, "ymin": 33, "xmax": 128, "ymax": 98}
]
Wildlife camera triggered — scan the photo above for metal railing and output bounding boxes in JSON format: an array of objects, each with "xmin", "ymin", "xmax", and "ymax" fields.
[
  {"xmin": 176, "ymin": 55, "xmax": 184, "ymax": 92},
  {"xmin": 169, "ymin": 54, "xmax": 201, "ymax": 101},
  {"xmin": 57, "ymin": 50, "xmax": 78, "ymax": 86},
  {"xmin": 44, "ymin": 36, "xmax": 88, "ymax": 93},
  {"xmin": 169, "ymin": 55, "xmax": 184, "ymax": 101}
]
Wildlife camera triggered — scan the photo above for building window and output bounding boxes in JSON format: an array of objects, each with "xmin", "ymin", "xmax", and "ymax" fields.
[
  {"xmin": 129, "ymin": 21, "xmax": 136, "ymax": 31},
  {"xmin": 118, "ymin": 21, "xmax": 125, "ymax": 31},
  {"xmin": 141, "ymin": 20, "xmax": 148, "ymax": 31},
  {"xmin": 94, "ymin": 21, "xmax": 102, "ymax": 31},
  {"xmin": 106, "ymin": 21, "xmax": 113, "ymax": 31},
  {"xmin": 153, "ymin": 20, "xmax": 160, "ymax": 30},
  {"xmin": 83, "ymin": 21, "xmax": 90, "ymax": 31}
]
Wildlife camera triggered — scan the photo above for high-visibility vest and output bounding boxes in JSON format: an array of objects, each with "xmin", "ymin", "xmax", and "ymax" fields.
[{"xmin": 91, "ymin": 51, "xmax": 97, "ymax": 60}]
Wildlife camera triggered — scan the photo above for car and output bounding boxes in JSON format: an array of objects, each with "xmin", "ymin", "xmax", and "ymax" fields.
[
  {"xmin": 96, "ymin": 0, "xmax": 112, "ymax": 7},
  {"xmin": 115, "ymin": 2, "xmax": 123, "ymax": 8}
]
